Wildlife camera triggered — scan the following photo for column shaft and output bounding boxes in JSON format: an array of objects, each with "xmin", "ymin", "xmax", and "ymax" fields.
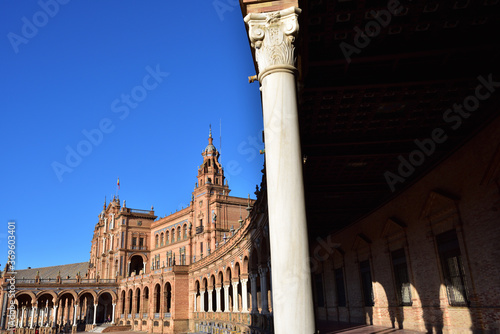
[
  {"xmin": 111, "ymin": 304, "xmax": 116, "ymax": 324},
  {"xmin": 200, "ymin": 290, "xmax": 205, "ymax": 313},
  {"xmin": 193, "ymin": 293, "xmax": 197, "ymax": 313},
  {"xmin": 245, "ymin": 7, "xmax": 315, "ymax": 334},
  {"xmin": 223, "ymin": 285, "xmax": 230, "ymax": 313},
  {"xmin": 259, "ymin": 267, "xmax": 269, "ymax": 314},
  {"xmin": 53, "ymin": 305, "xmax": 58, "ymax": 328},
  {"xmin": 232, "ymin": 282, "xmax": 239, "ymax": 312},
  {"xmin": 249, "ymin": 275, "xmax": 258, "ymax": 314},
  {"xmin": 241, "ymin": 279, "xmax": 249, "ymax": 313},
  {"xmin": 93, "ymin": 304, "xmax": 97, "ymax": 325},
  {"xmin": 207, "ymin": 290, "xmax": 213, "ymax": 312},
  {"xmin": 215, "ymin": 288, "xmax": 221, "ymax": 312}
]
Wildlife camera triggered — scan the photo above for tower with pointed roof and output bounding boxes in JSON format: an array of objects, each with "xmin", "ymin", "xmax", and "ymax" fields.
[{"xmin": 195, "ymin": 126, "xmax": 229, "ymax": 194}]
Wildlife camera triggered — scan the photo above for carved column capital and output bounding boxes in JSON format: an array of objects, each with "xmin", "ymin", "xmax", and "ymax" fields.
[
  {"xmin": 244, "ymin": 7, "xmax": 302, "ymax": 81},
  {"xmin": 258, "ymin": 266, "xmax": 268, "ymax": 276},
  {"xmin": 249, "ymin": 272, "xmax": 258, "ymax": 282}
]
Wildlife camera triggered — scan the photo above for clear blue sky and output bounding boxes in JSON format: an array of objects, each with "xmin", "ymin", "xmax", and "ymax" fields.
[{"xmin": 0, "ymin": 1, "xmax": 264, "ymax": 270}]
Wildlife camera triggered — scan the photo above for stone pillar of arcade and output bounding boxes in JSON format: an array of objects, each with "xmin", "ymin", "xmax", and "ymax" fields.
[{"xmin": 245, "ymin": 6, "xmax": 315, "ymax": 334}]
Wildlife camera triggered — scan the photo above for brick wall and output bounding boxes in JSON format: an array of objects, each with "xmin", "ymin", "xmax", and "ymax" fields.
[{"xmin": 312, "ymin": 116, "xmax": 500, "ymax": 333}]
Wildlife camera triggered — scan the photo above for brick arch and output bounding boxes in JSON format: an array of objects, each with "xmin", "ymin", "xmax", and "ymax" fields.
[
  {"xmin": 15, "ymin": 291, "xmax": 36, "ymax": 302},
  {"xmin": 225, "ymin": 266, "xmax": 232, "ymax": 282},
  {"xmin": 233, "ymin": 261, "xmax": 241, "ymax": 277},
  {"xmin": 259, "ymin": 236, "xmax": 269, "ymax": 264},
  {"xmin": 77, "ymin": 289, "xmax": 98, "ymax": 301},
  {"xmin": 127, "ymin": 252, "xmax": 148, "ymax": 261},
  {"xmin": 57, "ymin": 290, "xmax": 78, "ymax": 302},
  {"xmin": 249, "ymin": 247, "xmax": 259, "ymax": 272},
  {"xmin": 97, "ymin": 289, "xmax": 117, "ymax": 303},
  {"xmin": 202, "ymin": 277, "xmax": 208, "ymax": 290},
  {"xmin": 242, "ymin": 255, "xmax": 249, "ymax": 274},
  {"xmin": 36, "ymin": 290, "xmax": 57, "ymax": 303},
  {"xmin": 217, "ymin": 270, "xmax": 224, "ymax": 285},
  {"xmin": 209, "ymin": 274, "xmax": 216, "ymax": 289}
]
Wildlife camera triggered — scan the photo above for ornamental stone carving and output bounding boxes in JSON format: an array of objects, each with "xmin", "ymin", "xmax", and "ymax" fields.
[{"xmin": 245, "ymin": 7, "xmax": 301, "ymax": 79}]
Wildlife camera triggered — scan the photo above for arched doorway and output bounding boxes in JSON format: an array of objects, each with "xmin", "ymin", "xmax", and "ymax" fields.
[
  {"xmin": 57, "ymin": 293, "xmax": 76, "ymax": 327},
  {"xmin": 37, "ymin": 293, "xmax": 55, "ymax": 327},
  {"xmin": 96, "ymin": 292, "xmax": 112, "ymax": 324},
  {"xmin": 154, "ymin": 284, "xmax": 161, "ymax": 314},
  {"xmin": 79, "ymin": 292, "xmax": 95, "ymax": 326},
  {"xmin": 15, "ymin": 293, "xmax": 32, "ymax": 328},
  {"xmin": 129, "ymin": 255, "xmax": 144, "ymax": 276},
  {"xmin": 164, "ymin": 283, "xmax": 172, "ymax": 314}
]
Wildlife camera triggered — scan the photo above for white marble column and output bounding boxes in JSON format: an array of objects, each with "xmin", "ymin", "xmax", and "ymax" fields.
[
  {"xmin": 20, "ymin": 307, "xmax": 25, "ymax": 328},
  {"xmin": 232, "ymin": 281, "xmax": 239, "ymax": 312},
  {"xmin": 215, "ymin": 288, "xmax": 222, "ymax": 312},
  {"xmin": 193, "ymin": 293, "xmax": 197, "ymax": 312},
  {"xmin": 200, "ymin": 290, "xmax": 205, "ymax": 313},
  {"xmin": 249, "ymin": 273, "xmax": 258, "ymax": 314},
  {"xmin": 73, "ymin": 304, "xmax": 78, "ymax": 325},
  {"xmin": 207, "ymin": 289, "xmax": 213, "ymax": 312},
  {"xmin": 259, "ymin": 267, "xmax": 269, "ymax": 314},
  {"xmin": 30, "ymin": 307, "xmax": 36, "ymax": 328},
  {"xmin": 241, "ymin": 279, "xmax": 249, "ymax": 313},
  {"xmin": 93, "ymin": 304, "xmax": 98, "ymax": 325},
  {"xmin": 245, "ymin": 7, "xmax": 315, "ymax": 334},
  {"xmin": 52, "ymin": 305, "xmax": 58, "ymax": 327},
  {"xmin": 223, "ymin": 284, "xmax": 230, "ymax": 312},
  {"xmin": 111, "ymin": 304, "xmax": 116, "ymax": 324},
  {"xmin": 268, "ymin": 260, "xmax": 273, "ymax": 311}
]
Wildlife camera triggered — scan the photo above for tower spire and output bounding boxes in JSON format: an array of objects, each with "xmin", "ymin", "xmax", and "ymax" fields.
[{"xmin": 208, "ymin": 124, "xmax": 213, "ymax": 145}]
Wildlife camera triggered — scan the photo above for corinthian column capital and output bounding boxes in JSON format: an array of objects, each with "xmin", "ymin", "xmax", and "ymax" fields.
[{"xmin": 244, "ymin": 7, "xmax": 301, "ymax": 81}]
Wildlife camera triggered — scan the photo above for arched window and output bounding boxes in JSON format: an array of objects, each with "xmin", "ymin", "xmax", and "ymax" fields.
[
  {"xmin": 166, "ymin": 231, "xmax": 169, "ymax": 245},
  {"xmin": 155, "ymin": 234, "xmax": 159, "ymax": 248},
  {"xmin": 160, "ymin": 233, "xmax": 164, "ymax": 247},
  {"xmin": 177, "ymin": 226, "xmax": 181, "ymax": 241},
  {"xmin": 183, "ymin": 225, "xmax": 187, "ymax": 239},
  {"xmin": 171, "ymin": 229, "xmax": 175, "ymax": 243}
]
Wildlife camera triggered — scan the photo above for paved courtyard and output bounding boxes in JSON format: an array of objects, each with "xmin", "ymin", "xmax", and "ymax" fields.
[
  {"xmin": 78, "ymin": 323, "xmax": 426, "ymax": 334},
  {"xmin": 317, "ymin": 322, "xmax": 425, "ymax": 334}
]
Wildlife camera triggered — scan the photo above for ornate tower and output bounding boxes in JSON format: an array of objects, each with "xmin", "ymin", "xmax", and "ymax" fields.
[
  {"xmin": 195, "ymin": 126, "xmax": 229, "ymax": 192},
  {"xmin": 191, "ymin": 127, "xmax": 232, "ymax": 260}
]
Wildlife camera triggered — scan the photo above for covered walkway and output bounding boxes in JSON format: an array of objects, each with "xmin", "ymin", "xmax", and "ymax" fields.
[{"xmin": 318, "ymin": 322, "xmax": 424, "ymax": 334}]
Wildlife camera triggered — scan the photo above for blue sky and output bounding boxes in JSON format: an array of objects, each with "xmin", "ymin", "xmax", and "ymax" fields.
[{"xmin": 0, "ymin": 1, "xmax": 264, "ymax": 270}]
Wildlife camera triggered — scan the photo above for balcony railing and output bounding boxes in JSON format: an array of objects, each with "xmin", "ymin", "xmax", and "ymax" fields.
[
  {"xmin": 164, "ymin": 313, "xmax": 171, "ymax": 318},
  {"xmin": 130, "ymin": 208, "xmax": 152, "ymax": 214},
  {"xmin": 154, "ymin": 313, "xmax": 160, "ymax": 319},
  {"xmin": 17, "ymin": 279, "xmax": 36, "ymax": 283},
  {"xmin": 196, "ymin": 226, "xmax": 204, "ymax": 234},
  {"xmin": 99, "ymin": 279, "xmax": 116, "ymax": 283},
  {"xmin": 81, "ymin": 279, "xmax": 97, "ymax": 283}
]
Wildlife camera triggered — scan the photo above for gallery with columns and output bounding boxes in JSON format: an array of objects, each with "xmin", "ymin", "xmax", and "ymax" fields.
[{"xmin": 3, "ymin": 0, "xmax": 500, "ymax": 333}]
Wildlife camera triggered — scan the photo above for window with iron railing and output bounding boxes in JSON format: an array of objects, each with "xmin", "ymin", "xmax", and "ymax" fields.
[
  {"xmin": 360, "ymin": 260, "xmax": 374, "ymax": 306},
  {"xmin": 437, "ymin": 230, "xmax": 469, "ymax": 306},
  {"xmin": 391, "ymin": 248, "xmax": 412, "ymax": 306},
  {"xmin": 335, "ymin": 268, "xmax": 346, "ymax": 307}
]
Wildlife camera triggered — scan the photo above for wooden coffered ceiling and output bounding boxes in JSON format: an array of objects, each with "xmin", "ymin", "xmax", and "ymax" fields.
[{"xmin": 239, "ymin": 0, "xmax": 500, "ymax": 238}]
